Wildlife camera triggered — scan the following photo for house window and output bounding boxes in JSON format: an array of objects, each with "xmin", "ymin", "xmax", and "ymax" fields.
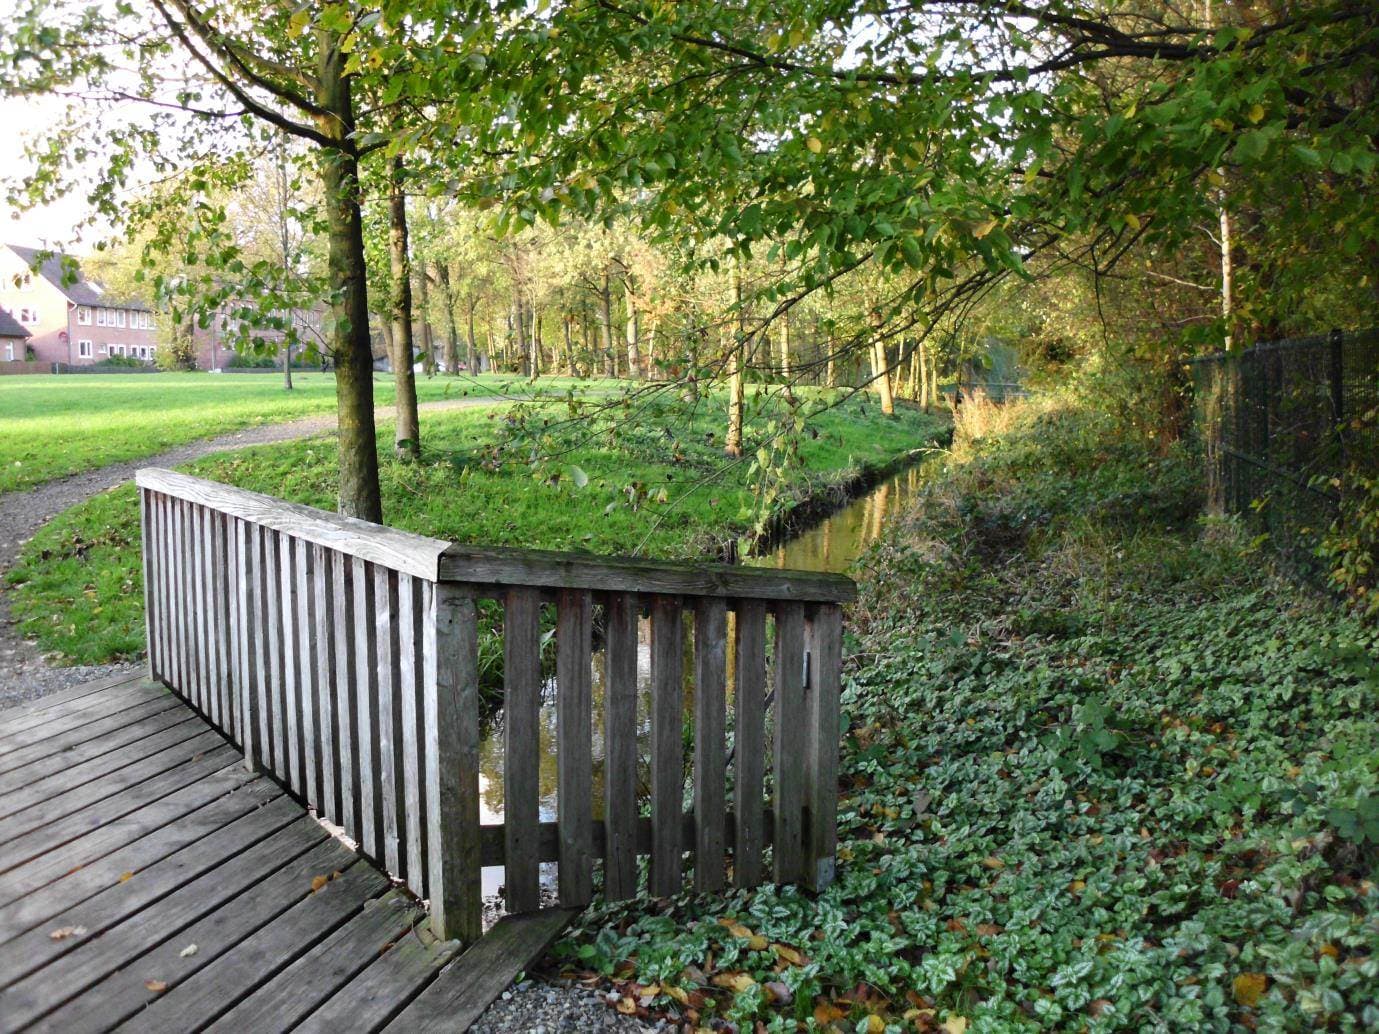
[
  {"xmin": 77, "ymin": 306, "xmax": 92, "ymax": 325},
  {"xmin": 78, "ymin": 339, "xmax": 92, "ymax": 358},
  {"xmin": 96, "ymin": 309, "xmax": 107, "ymax": 326},
  {"xmin": 18, "ymin": 307, "xmax": 37, "ymax": 324},
  {"xmin": 116, "ymin": 310, "xmax": 126, "ymax": 328},
  {"xmin": 4, "ymin": 344, "xmax": 12, "ymax": 362}
]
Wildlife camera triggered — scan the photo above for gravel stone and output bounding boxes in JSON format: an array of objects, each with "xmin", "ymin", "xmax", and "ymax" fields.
[{"xmin": 470, "ymin": 981, "xmax": 652, "ymax": 1033}]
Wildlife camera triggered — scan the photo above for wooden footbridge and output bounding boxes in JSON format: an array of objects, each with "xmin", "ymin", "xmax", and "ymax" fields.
[{"xmin": 0, "ymin": 469, "xmax": 852, "ymax": 1032}]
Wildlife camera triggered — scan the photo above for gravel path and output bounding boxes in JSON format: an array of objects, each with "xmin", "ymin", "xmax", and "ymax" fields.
[{"xmin": 0, "ymin": 395, "xmax": 510, "ymax": 709}]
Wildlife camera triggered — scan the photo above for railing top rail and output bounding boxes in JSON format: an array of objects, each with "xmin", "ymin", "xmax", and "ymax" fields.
[
  {"xmin": 440, "ymin": 544, "xmax": 856, "ymax": 603},
  {"xmin": 136, "ymin": 467, "xmax": 450, "ymax": 581},
  {"xmin": 137, "ymin": 467, "xmax": 857, "ymax": 603}
]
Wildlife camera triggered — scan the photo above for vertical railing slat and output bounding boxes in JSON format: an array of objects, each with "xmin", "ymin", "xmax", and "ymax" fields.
[
  {"xmin": 428, "ymin": 585, "xmax": 481, "ymax": 943},
  {"xmin": 296, "ymin": 538, "xmax": 319, "ymax": 810},
  {"xmin": 693, "ymin": 597, "xmax": 727, "ymax": 894},
  {"xmin": 556, "ymin": 588, "xmax": 593, "ymax": 908},
  {"xmin": 773, "ymin": 601, "xmax": 807, "ymax": 884},
  {"xmin": 279, "ymin": 534, "xmax": 301, "ymax": 789},
  {"xmin": 503, "ymin": 587, "xmax": 542, "ymax": 913},
  {"xmin": 376, "ymin": 566, "xmax": 404, "ymax": 880},
  {"xmin": 191, "ymin": 505, "xmax": 210, "ymax": 722},
  {"xmin": 650, "ymin": 596, "xmax": 685, "ymax": 898},
  {"xmin": 805, "ymin": 604, "xmax": 843, "ymax": 891},
  {"xmin": 603, "ymin": 591, "xmax": 639, "ymax": 901},
  {"xmin": 171, "ymin": 498, "xmax": 187, "ymax": 700},
  {"xmin": 733, "ymin": 600, "xmax": 767, "ymax": 888},
  {"xmin": 139, "ymin": 491, "xmax": 156, "ymax": 682},
  {"xmin": 333, "ymin": 550, "xmax": 360, "ymax": 836},
  {"xmin": 245, "ymin": 521, "xmax": 267, "ymax": 772},
  {"xmin": 264, "ymin": 532, "xmax": 286, "ymax": 777},
  {"xmin": 313, "ymin": 543, "xmax": 338, "ymax": 825},
  {"xmin": 352, "ymin": 558, "xmax": 381, "ymax": 862},
  {"xmin": 398, "ymin": 573, "xmax": 428, "ymax": 898}
]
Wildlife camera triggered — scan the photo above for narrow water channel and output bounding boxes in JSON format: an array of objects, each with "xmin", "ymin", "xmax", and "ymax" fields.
[{"xmin": 474, "ymin": 460, "xmax": 936, "ymax": 897}]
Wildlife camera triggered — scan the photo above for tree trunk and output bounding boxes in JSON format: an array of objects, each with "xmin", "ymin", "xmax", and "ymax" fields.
[
  {"xmin": 725, "ymin": 265, "xmax": 746, "ymax": 457},
  {"xmin": 646, "ymin": 317, "xmax": 659, "ymax": 380},
  {"xmin": 315, "ymin": 37, "xmax": 381, "ymax": 521},
  {"xmin": 465, "ymin": 298, "xmax": 478, "ymax": 373},
  {"xmin": 624, "ymin": 279, "xmax": 642, "ymax": 378},
  {"xmin": 826, "ymin": 327, "xmax": 836, "ymax": 387},
  {"xmin": 415, "ymin": 260, "xmax": 436, "ymax": 375},
  {"xmin": 434, "ymin": 262, "xmax": 460, "ymax": 374},
  {"xmin": 598, "ymin": 270, "xmax": 614, "ymax": 376},
  {"xmin": 563, "ymin": 314, "xmax": 577, "ymax": 376},
  {"xmin": 777, "ymin": 315, "xmax": 791, "ymax": 381},
  {"xmin": 513, "ymin": 295, "xmax": 527, "ymax": 376},
  {"xmin": 872, "ymin": 338, "xmax": 895, "ymax": 415},
  {"xmin": 387, "ymin": 155, "xmax": 421, "ymax": 461},
  {"xmin": 530, "ymin": 305, "xmax": 542, "ymax": 379},
  {"xmin": 918, "ymin": 339, "xmax": 931, "ymax": 412}
]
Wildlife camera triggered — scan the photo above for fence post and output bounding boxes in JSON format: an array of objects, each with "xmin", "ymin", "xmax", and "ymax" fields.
[
  {"xmin": 426, "ymin": 583, "xmax": 482, "ymax": 943},
  {"xmin": 805, "ymin": 604, "xmax": 842, "ymax": 892}
]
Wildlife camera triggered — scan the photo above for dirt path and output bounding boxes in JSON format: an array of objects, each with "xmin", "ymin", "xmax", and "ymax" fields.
[{"xmin": 0, "ymin": 395, "xmax": 516, "ymax": 708}]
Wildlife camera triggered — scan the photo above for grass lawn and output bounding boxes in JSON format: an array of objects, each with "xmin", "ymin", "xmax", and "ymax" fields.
[
  {"xmin": 542, "ymin": 398, "xmax": 1379, "ymax": 1032},
  {"xmin": 0, "ymin": 370, "xmax": 602, "ymax": 494},
  {"xmin": 8, "ymin": 386, "xmax": 946, "ymax": 664}
]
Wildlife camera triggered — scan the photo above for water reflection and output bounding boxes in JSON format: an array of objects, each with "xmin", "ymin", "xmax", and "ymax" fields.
[{"xmin": 474, "ymin": 462, "xmax": 932, "ymax": 897}]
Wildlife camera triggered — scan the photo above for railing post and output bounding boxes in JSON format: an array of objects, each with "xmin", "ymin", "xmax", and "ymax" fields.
[
  {"xmin": 139, "ymin": 488, "xmax": 158, "ymax": 682},
  {"xmin": 426, "ymin": 583, "xmax": 481, "ymax": 943},
  {"xmin": 805, "ymin": 604, "xmax": 842, "ymax": 891}
]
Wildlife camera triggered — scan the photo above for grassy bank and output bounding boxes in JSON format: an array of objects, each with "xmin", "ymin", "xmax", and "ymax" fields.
[
  {"xmin": 546, "ymin": 397, "xmax": 1379, "ymax": 1032},
  {"xmin": 8, "ymin": 388, "xmax": 945, "ymax": 664},
  {"xmin": 0, "ymin": 371, "xmax": 601, "ymax": 494}
]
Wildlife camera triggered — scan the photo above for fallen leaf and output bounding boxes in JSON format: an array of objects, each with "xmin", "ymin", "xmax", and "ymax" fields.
[
  {"xmin": 865, "ymin": 1015, "xmax": 886, "ymax": 1033},
  {"xmin": 1233, "ymin": 972, "xmax": 1267, "ymax": 1007},
  {"xmin": 711, "ymin": 971, "xmax": 756, "ymax": 993},
  {"xmin": 311, "ymin": 875, "xmax": 329, "ymax": 893},
  {"xmin": 663, "ymin": 985, "xmax": 689, "ymax": 1005},
  {"xmin": 943, "ymin": 1016, "xmax": 969, "ymax": 1034},
  {"xmin": 772, "ymin": 943, "xmax": 805, "ymax": 966},
  {"xmin": 49, "ymin": 926, "xmax": 87, "ymax": 941},
  {"xmin": 980, "ymin": 856, "xmax": 1005, "ymax": 870},
  {"xmin": 814, "ymin": 1000, "xmax": 847, "ymax": 1024},
  {"xmin": 119, "ymin": 872, "xmax": 134, "ymax": 883},
  {"xmin": 145, "ymin": 979, "xmax": 168, "ymax": 994},
  {"xmin": 615, "ymin": 996, "xmax": 637, "ymax": 1015},
  {"xmin": 179, "ymin": 943, "xmax": 198, "ymax": 958}
]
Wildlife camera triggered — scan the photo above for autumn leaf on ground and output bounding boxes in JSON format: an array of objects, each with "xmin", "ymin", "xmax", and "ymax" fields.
[
  {"xmin": 311, "ymin": 874, "xmax": 329, "ymax": 893},
  {"xmin": 1233, "ymin": 972, "xmax": 1267, "ymax": 1007},
  {"xmin": 49, "ymin": 926, "xmax": 87, "ymax": 940},
  {"xmin": 144, "ymin": 979, "xmax": 168, "ymax": 994},
  {"xmin": 179, "ymin": 943, "xmax": 198, "ymax": 958},
  {"xmin": 814, "ymin": 1000, "xmax": 847, "ymax": 1025},
  {"xmin": 772, "ymin": 943, "xmax": 805, "ymax": 966},
  {"xmin": 118, "ymin": 871, "xmax": 134, "ymax": 883},
  {"xmin": 614, "ymin": 996, "xmax": 637, "ymax": 1015},
  {"xmin": 943, "ymin": 1016, "xmax": 969, "ymax": 1034},
  {"xmin": 711, "ymin": 971, "xmax": 755, "ymax": 993}
]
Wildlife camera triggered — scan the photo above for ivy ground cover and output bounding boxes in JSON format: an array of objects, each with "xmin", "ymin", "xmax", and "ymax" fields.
[{"xmin": 548, "ymin": 399, "xmax": 1379, "ymax": 1032}]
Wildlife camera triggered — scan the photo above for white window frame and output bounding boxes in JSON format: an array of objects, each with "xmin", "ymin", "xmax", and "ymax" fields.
[
  {"xmin": 4, "ymin": 344, "xmax": 13, "ymax": 362},
  {"xmin": 77, "ymin": 306, "xmax": 92, "ymax": 325},
  {"xmin": 78, "ymin": 339, "xmax": 92, "ymax": 358},
  {"xmin": 95, "ymin": 309, "xmax": 107, "ymax": 326}
]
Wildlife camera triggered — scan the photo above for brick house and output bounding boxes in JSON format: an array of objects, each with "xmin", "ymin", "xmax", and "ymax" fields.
[
  {"xmin": 1, "ymin": 243, "xmax": 159, "ymax": 366},
  {"xmin": 0, "ymin": 306, "xmax": 31, "ymax": 362}
]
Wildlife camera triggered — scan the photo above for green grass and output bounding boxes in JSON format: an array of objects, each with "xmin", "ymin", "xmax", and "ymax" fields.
[
  {"xmin": 544, "ymin": 398, "xmax": 1379, "ymax": 1032},
  {"xmin": 0, "ymin": 371, "xmax": 603, "ymax": 494},
  {"xmin": 7, "ymin": 387, "xmax": 945, "ymax": 664}
]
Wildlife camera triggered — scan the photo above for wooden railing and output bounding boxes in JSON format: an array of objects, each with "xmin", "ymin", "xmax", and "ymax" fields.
[{"xmin": 137, "ymin": 468, "xmax": 853, "ymax": 944}]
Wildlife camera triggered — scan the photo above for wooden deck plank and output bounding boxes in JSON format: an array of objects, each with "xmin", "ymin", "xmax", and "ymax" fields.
[
  {"xmin": 0, "ymin": 672, "xmax": 147, "ymax": 730},
  {"xmin": 0, "ymin": 730, "xmax": 225, "ymax": 842},
  {"xmin": 32, "ymin": 836, "xmax": 361, "ymax": 1034},
  {"xmin": 294, "ymin": 921, "xmax": 460, "ymax": 1034},
  {"xmin": 382, "ymin": 908, "xmax": 581, "ymax": 1034},
  {"xmin": 115, "ymin": 861, "xmax": 390, "ymax": 1032},
  {"xmin": 0, "ymin": 745, "xmax": 241, "ymax": 876},
  {"xmin": 0, "ymin": 696, "xmax": 185, "ymax": 780},
  {"xmin": 203, "ymin": 892, "xmax": 424, "ymax": 1032},
  {"xmin": 0, "ymin": 796, "xmax": 308, "ymax": 1004},
  {"xmin": 0, "ymin": 777, "xmax": 281, "ymax": 946},
  {"xmin": 0, "ymin": 757, "xmax": 255, "ymax": 907},
  {"xmin": 0, "ymin": 682, "xmax": 169, "ymax": 753},
  {"xmin": 0, "ymin": 709, "xmax": 199, "ymax": 799}
]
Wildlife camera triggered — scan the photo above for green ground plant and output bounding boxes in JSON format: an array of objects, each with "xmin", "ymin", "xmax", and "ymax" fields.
[
  {"xmin": 7, "ymin": 388, "xmax": 942, "ymax": 665},
  {"xmin": 0, "ymin": 371, "xmax": 601, "ymax": 494},
  {"xmin": 544, "ymin": 396, "xmax": 1379, "ymax": 1033}
]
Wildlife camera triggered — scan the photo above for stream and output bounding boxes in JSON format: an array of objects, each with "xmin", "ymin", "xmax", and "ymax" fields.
[{"xmin": 473, "ymin": 460, "xmax": 936, "ymax": 897}]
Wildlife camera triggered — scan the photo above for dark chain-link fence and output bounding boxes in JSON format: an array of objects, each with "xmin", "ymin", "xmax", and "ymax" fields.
[{"xmin": 1191, "ymin": 328, "xmax": 1379, "ymax": 580}]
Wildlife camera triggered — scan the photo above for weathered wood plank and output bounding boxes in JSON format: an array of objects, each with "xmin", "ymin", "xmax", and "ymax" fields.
[
  {"xmin": 333, "ymin": 549, "xmax": 360, "ymax": 838},
  {"xmin": 0, "ymin": 682, "xmax": 172, "ymax": 756},
  {"xmin": 397, "ymin": 573, "xmax": 427, "ymax": 898},
  {"xmin": 0, "ymin": 759, "xmax": 258, "ymax": 910},
  {"xmin": 0, "ymin": 775, "xmax": 281, "ymax": 947},
  {"xmin": 0, "ymin": 708, "xmax": 199, "ymax": 799},
  {"xmin": 0, "ymin": 722, "xmax": 217, "ymax": 832},
  {"xmin": 36, "ymin": 835, "xmax": 357, "ymax": 1034},
  {"xmin": 602, "ymin": 591, "xmax": 639, "ymax": 901},
  {"xmin": 203, "ymin": 892, "xmax": 423, "ymax": 1033},
  {"xmin": 155, "ymin": 494, "xmax": 173, "ymax": 690},
  {"xmin": 312, "ymin": 542, "xmax": 338, "ymax": 824},
  {"xmin": 693, "ymin": 597, "xmax": 728, "ymax": 894},
  {"xmin": 296, "ymin": 534, "xmax": 319, "ymax": 809},
  {"xmin": 249, "ymin": 523, "xmax": 272, "ymax": 772},
  {"xmin": 0, "ymin": 677, "xmax": 156, "ymax": 743},
  {"xmin": 0, "ymin": 745, "xmax": 241, "ymax": 877},
  {"xmin": 556, "ymin": 588, "xmax": 593, "ymax": 908},
  {"xmin": 353, "ymin": 557, "xmax": 382, "ymax": 863},
  {"xmin": 650, "ymin": 595, "xmax": 685, "ymax": 898},
  {"xmin": 294, "ymin": 919, "xmax": 460, "ymax": 1034},
  {"xmin": 0, "ymin": 669, "xmax": 142, "ymax": 723},
  {"xmin": 381, "ymin": 908, "xmax": 582, "ymax": 1034},
  {"xmin": 805, "ymin": 604, "xmax": 843, "ymax": 891},
  {"xmin": 170, "ymin": 497, "xmax": 189, "ymax": 703},
  {"xmin": 375, "ymin": 564, "xmax": 403, "ymax": 879},
  {"xmin": 117, "ymin": 861, "xmax": 389, "ymax": 1031},
  {"xmin": 280, "ymin": 533, "xmax": 303, "ymax": 792},
  {"xmin": 0, "ymin": 795, "xmax": 307, "ymax": 1003},
  {"xmin": 192, "ymin": 504, "xmax": 211, "ymax": 721},
  {"xmin": 139, "ymin": 489, "xmax": 156, "ymax": 683},
  {"xmin": 773, "ymin": 602, "xmax": 807, "ymax": 884},
  {"xmin": 733, "ymin": 600, "xmax": 767, "ymax": 888},
  {"xmin": 440, "ymin": 543, "xmax": 856, "ymax": 603},
  {"xmin": 136, "ymin": 468, "xmax": 450, "ymax": 581},
  {"xmin": 474, "ymin": 809, "xmax": 775, "ymax": 867},
  {"xmin": 428, "ymin": 586, "xmax": 481, "ymax": 944},
  {"xmin": 503, "ymin": 587, "xmax": 543, "ymax": 914},
  {"xmin": 0, "ymin": 694, "xmax": 182, "ymax": 780},
  {"xmin": 264, "ymin": 531, "xmax": 287, "ymax": 781}
]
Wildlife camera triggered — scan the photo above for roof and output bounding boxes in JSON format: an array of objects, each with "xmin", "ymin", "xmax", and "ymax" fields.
[
  {"xmin": 0, "ymin": 307, "xmax": 30, "ymax": 340},
  {"xmin": 4, "ymin": 243, "xmax": 150, "ymax": 311}
]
